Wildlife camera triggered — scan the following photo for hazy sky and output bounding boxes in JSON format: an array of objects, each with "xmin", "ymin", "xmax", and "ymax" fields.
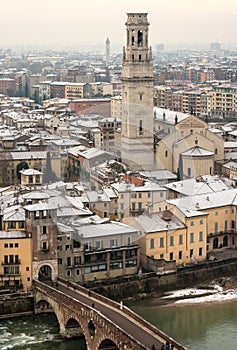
[{"xmin": 1, "ymin": 0, "xmax": 237, "ymax": 49}]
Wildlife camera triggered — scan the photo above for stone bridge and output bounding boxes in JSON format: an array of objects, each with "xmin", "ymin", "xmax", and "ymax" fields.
[{"xmin": 33, "ymin": 278, "xmax": 187, "ymax": 350}]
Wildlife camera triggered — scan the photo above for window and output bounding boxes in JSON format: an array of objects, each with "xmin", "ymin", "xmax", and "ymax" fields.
[
  {"xmin": 160, "ymin": 237, "xmax": 164, "ymax": 248},
  {"xmin": 160, "ymin": 192, "xmax": 163, "ymax": 198},
  {"xmin": 225, "ymin": 209, "xmax": 228, "ymax": 214},
  {"xmin": 95, "ymin": 241, "xmax": 102, "ymax": 249},
  {"xmin": 43, "ymin": 226, "xmax": 47, "ymax": 234},
  {"xmin": 104, "ymin": 203, "xmax": 107, "ymax": 208},
  {"xmin": 199, "ymin": 231, "xmax": 203, "ymax": 242},
  {"xmin": 199, "ymin": 247, "xmax": 203, "ymax": 256},
  {"xmin": 131, "ymin": 193, "xmax": 137, "ymax": 199},
  {"xmin": 150, "ymin": 238, "xmax": 154, "ymax": 249},
  {"xmin": 190, "ymin": 221, "xmax": 194, "ymax": 226},
  {"xmin": 190, "ymin": 233, "xmax": 194, "ymax": 243},
  {"xmin": 170, "ymin": 252, "xmax": 173, "ymax": 261},
  {"xmin": 188, "ymin": 168, "xmax": 191, "ymax": 177},
  {"xmin": 224, "ymin": 220, "xmax": 228, "ymax": 231},
  {"xmin": 120, "ymin": 204, "xmax": 124, "ymax": 210},
  {"xmin": 110, "ymin": 239, "xmax": 117, "ymax": 248},
  {"xmin": 165, "ymin": 150, "xmax": 168, "ymax": 157},
  {"xmin": 179, "ymin": 235, "xmax": 183, "ymax": 245},
  {"xmin": 215, "ymin": 211, "xmax": 218, "ymax": 216},
  {"xmin": 10, "ymin": 243, "xmax": 13, "ymax": 248},
  {"xmin": 214, "ymin": 222, "xmax": 218, "ymax": 233},
  {"xmin": 232, "ymin": 220, "xmax": 235, "ymax": 229},
  {"xmin": 42, "ymin": 242, "xmax": 47, "ymax": 250},
  {"xmin": 170, "ymin": 236, "xmax": 174, "ymax": 246},
  {"xmin": 138, "ymin": 193, "xmax": 142, "ymax": 198},
  {"xmin": 74, "ymin": 256, "xmax": 81, "ymax": 265},
  {"xmin": 19, "ymin": 222, "xmax": 25, "ymax": 229},
  {"xmin": 67, "ymin": 257, "xmax": 71, "ymax": 266},
  {"xmin": 4, "ymin": 244, "xmax": 8, "ymax": 248},
  {"xmin": 199, "ymin": 219, "xmax": 203, "ymax": 225},
  {"xmin": 190, "ymin": 249, "xmax": 194, "ymax": 258},
  {"xmin": 178, "ymin": 251, "xmax": 182, "ymax": 260},
  {"xmin": 8, "ymin": 222, "xmax": 16, "ymax": 229},
  {"xmin": 65, "ymin": 244, "xmax": 72, "ymax": 251},
  {"xmin": 128, "ymin": 236, "xmax": 131, "ymax": 245},
  {"xmin": 103, "ymin": 211, "xmax": 108, "ymax": 218},
  {"xmin": 84, "ymin": 242, "xmax": 91, "ymax": 251},
  {"xmin": 26, "ymin": 266, "xmax": 29, "ymax": 271}
]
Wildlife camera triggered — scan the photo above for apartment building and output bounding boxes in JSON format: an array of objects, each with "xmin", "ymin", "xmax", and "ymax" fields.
[
  {"xmin": 0, "ymin": 231, "xmax": 32, "ymax": 291},
  {"xmin": 211, "ymin": 84, "xmax": 237, "ymax": 118},
  {"xmin": 57, "ymin": 218, "xmax": 140, "ymax": 283}
]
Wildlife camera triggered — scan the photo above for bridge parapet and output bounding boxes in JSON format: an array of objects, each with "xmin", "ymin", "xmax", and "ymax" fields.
[{"xmin": 56, "ymin": 277, "xmax": 187, "ymax": 350}]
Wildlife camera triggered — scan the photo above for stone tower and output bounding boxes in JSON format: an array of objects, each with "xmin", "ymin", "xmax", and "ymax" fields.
[
  {"xmin": 121, "ymin": 13, "xmax": 154, "ymax": 170},
  {"xmin": 106, "ymin": 37, "xmax": 110, "ymax": 67}
]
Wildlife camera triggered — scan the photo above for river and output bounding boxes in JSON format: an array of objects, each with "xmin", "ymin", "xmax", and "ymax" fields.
[{"xmin": 1, "ymin": 297, "xmax": 237, "ymax": 350}]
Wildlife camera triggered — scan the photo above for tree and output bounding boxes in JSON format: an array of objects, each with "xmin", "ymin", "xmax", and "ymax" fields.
[
  {"xmin": 16, "ymin": 161, "xmax": 29, "ymax": 180},
  {"xmin": 43, "ymin": 152, "xmax": 57, "ymax": 184}
]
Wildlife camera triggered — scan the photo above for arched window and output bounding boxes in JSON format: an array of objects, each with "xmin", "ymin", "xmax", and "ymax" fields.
[{"xmin": 138, "ymin": 30, "xmax": 143, "ymax": 46}]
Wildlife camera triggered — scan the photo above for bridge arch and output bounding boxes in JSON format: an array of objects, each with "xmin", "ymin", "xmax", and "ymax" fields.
[
  {"xmin": 35, "ymin": 292, "xmax": 65, "ymax": 335},
  {"xmin": 33, "ymin": 261, "xmax": 57, "ymax": 281},
  {"xmin": 98, "ymin": 339, "xmax": 119, "ymax": 350}
]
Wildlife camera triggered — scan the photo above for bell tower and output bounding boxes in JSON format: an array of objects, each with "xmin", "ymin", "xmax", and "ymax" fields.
[{"xmin": 121, "ymin": 13, "xmax": 154, "ymax": 170}]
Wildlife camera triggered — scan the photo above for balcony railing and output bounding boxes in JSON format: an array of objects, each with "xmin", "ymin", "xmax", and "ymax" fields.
[
  {"xmin": 208, "ymin": 229, "xmax": 236, "ymax": 237},
  {"xmin": 1, "ymin": 260, "xmax": 21, "ymax": 265}
]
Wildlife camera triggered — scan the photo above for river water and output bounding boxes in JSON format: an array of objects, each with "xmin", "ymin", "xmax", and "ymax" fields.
[{"xmin": 1, "ymin": 298, "xmax": 237, "ymax": 350}]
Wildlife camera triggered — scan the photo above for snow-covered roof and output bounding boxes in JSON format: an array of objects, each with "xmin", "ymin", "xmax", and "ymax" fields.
[
  {"xmin": 182, "ymin": 147, "xmax": 214, "ymax": 157},
  {"xmin": 134, "ymin": 211, "xmax": 186, "ymax": 233},
  {"xmin": 167, "ymin": 188, "xmax": 237, "ymax": 216},
  {"xmin": 154, "ymin": 107, "xmax": 189, "ymax": 125},
  {"xmin": 74, "ymin": 221, "xmax": 138, "ymax": 239}
]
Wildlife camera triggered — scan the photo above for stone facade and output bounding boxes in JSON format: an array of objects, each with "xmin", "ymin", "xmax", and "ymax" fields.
[{"xmin": 121, "ymin": 13, "xmax": 154, "ymax": 170}]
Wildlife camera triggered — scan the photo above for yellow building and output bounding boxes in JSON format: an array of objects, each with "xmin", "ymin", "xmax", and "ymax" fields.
[
  {"xmin": 111, "ymin": 95, "xmax": 122, "ymax": 119},
  {"xmin": 155, "ymin": 111, "xmax": 224, "ymax": 178},
  {"xmin": 167, "ymin": 188, "xmax": 237, "ymax": 255},
  {"xmin": 20, "ymin": 169, "xmax": 43, "ymax": 186},
  {"xmin": 0, "ymin": 231, "xmax": 32, "ymax": 291},
  {"xmin": 126, "ymin": 210, "xmax": 205, "ymax": 267}
]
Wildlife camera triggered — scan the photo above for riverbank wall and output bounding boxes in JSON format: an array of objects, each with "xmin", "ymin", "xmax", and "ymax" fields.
[
  {"xmin": 90, "ymin": 257, "xmax": 237, "ymax": 301},
  {"xmin": 1, "ymin": 257, "xmax": 237, "ymax": 318},
  {"xmin": 0, "ymin": 292, "xmax": 34, "ymax": 319}
]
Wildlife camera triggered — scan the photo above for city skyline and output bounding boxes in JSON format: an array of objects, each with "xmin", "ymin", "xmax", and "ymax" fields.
[{"xmin": 1, "ymin": 0, "xmax": 237, "ymax": 49}]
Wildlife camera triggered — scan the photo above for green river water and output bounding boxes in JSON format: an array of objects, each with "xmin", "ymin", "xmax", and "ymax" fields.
[{"xmin": 1, "ymin": 298, "xmax": 237, "ymax": 350}]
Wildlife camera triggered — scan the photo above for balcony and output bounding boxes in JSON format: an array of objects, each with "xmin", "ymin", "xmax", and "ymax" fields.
[
  {"xmin": 208, "ymin": 229, "xmax": 236, "ymax": 238},
  {"xmin": 2, "ymin": 260, "xmax": 21, "ymax": 265}
]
